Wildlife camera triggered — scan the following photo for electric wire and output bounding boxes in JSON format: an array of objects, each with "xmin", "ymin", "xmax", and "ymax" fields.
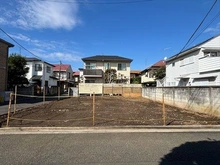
[
  {"xmin": 188, "ymin": 10, "xmax": 220, "ymax": 47},
  {"xmin": 36, "ymin": 0, "xmax": 151, "ymax": 4},
  {"xmin": 179, "ymin": 0, "xmax": 218, "ymax": 53},
  {"xmin": 0, "ymin": 28, "xmax": 42, "ymax": 60}
]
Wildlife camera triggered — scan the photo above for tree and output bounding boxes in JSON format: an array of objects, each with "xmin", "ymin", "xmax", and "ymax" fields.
[
  {"xmin": 104, "ymin": 69, "xmax": 117, "ymax": 83},
  {"xmin": 7, "ymin": 54, "xmax": 29, "ymax": 89},
  {"xmin": 130, "ymin": 76, "xmax": 141, "ymax": 84},
  {"xmin": 153, "ymin": 66, "xmax": 166, "ymax": 80}
]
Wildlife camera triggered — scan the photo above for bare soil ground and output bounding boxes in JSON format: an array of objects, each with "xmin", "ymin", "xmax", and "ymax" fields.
[{"xmin": 1, "ymin": 96, "xmax": 220, "ymax": 127}]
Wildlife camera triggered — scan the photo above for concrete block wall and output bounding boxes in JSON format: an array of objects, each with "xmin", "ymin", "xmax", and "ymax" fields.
[{"xmin": 142, "ymin": 87, "xmax": 220, "ymax": 117}]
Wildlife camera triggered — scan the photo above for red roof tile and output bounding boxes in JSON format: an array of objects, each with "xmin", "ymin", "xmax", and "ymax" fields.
[
  {"xmin": 73, "ymin": 71, "xmax": 80, "ymax": 76},
  {"xmin": 130, "ymin": 70, "xmax": 141, "ymax": 74},
  {"xmin": 152, "ymin": 60, "xmax": 165, "ymax": 67},
  {"xmin": 53, "ymin": 64, "xmax": 70, "ymax": 71}
]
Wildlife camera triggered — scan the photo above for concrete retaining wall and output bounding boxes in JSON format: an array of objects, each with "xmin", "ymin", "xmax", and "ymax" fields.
[{"xmin": 142, "ymin": 87, "xmax": 220, "ymax": 117}]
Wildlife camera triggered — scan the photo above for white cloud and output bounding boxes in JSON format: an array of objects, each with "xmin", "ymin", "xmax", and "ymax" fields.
[
  {"xmin": 204, "ymin": 23, "xmax": 220, "ymax": 34},
  {"xmin": 9, "ymin": 33, "xmax": 31, "ymax": 42},
  {"xmin": 0, "ymin": 0, "xmax": 80, "ymax": 30},
  {"xmin": 45, "ymin": 52, "xmax": 82, "ymax": 62},
  {"xmin": 163, "ymin": 47, "xmax": 171, "ymax": 51}
]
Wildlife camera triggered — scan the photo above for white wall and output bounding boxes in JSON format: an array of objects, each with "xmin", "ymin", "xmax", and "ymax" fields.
[
  {"xmin": 26, "ymin": 61, "xmax": 57, "ymax": 87},
  {"xmin": 165, "ymin": 35, "xmax": 220, "ymax": 86}
]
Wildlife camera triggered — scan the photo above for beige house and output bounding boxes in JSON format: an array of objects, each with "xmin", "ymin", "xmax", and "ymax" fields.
[
  {"xmin": 81, "ymin": 55, "xmax": 133, "ymax": 84},
  {"xmin": 0, "ymin": 39, "xmax": 14, "ymax": 91}
]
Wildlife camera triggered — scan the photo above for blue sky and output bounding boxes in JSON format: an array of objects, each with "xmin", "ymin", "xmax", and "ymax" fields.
[{"xmin": 1, "ymin": 0, "xmax": 220, "ymax": 71}]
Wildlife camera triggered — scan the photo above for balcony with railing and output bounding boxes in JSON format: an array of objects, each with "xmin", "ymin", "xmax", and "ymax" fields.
[{"xmin": 83, "ymin": 69, "xmax": 103, "ymax": 77}]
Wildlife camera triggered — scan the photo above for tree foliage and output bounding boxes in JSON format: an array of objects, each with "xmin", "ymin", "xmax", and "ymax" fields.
[
  {"xmin": 8, "ymin": 54, "xmax": 29, "ymax": 89},
  {"xmin": 104, "ymin": 69, "xmax": 117, "ymax": 83},
  {"xmin": 153, "ymin": 66, "xmax": 166, "ymax": 80},
  {"xmin": 130, "ymin": 76, "xmax": 141, "ymax": 84}
]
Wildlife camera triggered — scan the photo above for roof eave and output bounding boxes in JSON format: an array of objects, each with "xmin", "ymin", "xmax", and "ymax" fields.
[{"xmin": 166, "ymin": 47, "xmax": 200, "ymax": 63}]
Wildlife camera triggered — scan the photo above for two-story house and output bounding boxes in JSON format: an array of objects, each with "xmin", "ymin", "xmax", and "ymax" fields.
[
  {"xmin": 81, "ymin": 55, "xmax": 133, "ymax": 84},
  {"xmin": 165, "ymin": 34, "xmax": 220, "ymax": 86},
  {"xmin": 141, "ymin": 60, "xmax": 165, "ymax": 86},
  {"xmin": 0, "ymin": 39, "xmax": 14, "ymax": 102},
  {"xmin": 72, "ymin": 71, "xmax": 80, "ymax": 87},
  {"xmin": 53, "ymin": 64, "xmax": 73, "ymax": 91},
  {"xmin": 26, "ymin": 58, "xmax": 57, "ymax": 94}
]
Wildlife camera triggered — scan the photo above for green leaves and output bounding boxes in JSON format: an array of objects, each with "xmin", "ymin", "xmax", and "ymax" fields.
[{"xmin": 7, "ymin": 53, "xmax": 29, "ymax": 89}]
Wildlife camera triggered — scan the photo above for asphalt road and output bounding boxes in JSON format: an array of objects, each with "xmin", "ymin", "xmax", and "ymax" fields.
[{"xmin": 1, "ymin": 132, "xmax": 220, "ymax": 165}]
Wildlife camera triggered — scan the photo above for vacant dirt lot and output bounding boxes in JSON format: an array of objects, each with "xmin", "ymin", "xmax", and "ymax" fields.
[{"xmin": 1, "ymin": 96, "xmax": 220, "ymax": 127}]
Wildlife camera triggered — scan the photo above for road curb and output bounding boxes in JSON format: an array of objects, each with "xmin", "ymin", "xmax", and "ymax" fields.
[{"xmin": 1, "ymin": 125, "xmax": 220, "ymax": 134}]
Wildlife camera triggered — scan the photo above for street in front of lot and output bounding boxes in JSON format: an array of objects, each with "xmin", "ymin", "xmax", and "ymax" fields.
[{"xmin": 1, "ymin": 129, "xmax": 220, "ymax": 165}]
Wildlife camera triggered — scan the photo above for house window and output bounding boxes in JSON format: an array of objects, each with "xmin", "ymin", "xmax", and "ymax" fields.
[
  {"xmin": 35, "ymin": 64, "xmax": 42, "ymax": 71},
  {"xmin": 104, "ymin": 63, "xmax": 111, "ymax": 70},
  {"xmin": 118, "ymin": 63, "xmax": 126, "ymax": 71},
  {"xmin": 204, "ymin": 52, "xmax": 219, "ymax": 57},
  {"xmin": 46, "ymin": 66, "xmax": 51, "ymax": 73},
  {"xmin": 85, "ymin": 63, "xmax": 96, "ymax": 69},
  {"xmin": 172, "ymin": 62, "xmax": 175, "ymax": 67}
]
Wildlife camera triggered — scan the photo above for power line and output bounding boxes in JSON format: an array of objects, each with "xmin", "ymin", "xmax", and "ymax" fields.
[
  {"xmin": 0, "ymin": 27, "xmax": 42, "ymax": 60},
  {"xmin": 37, "ymin": 0, "xmax": 152, "ymax": 4},
  {"xmin": 179, "ymin": 0, "xmax": 218, "ymax": 53},
  {"xmin": 188, "ymin": 10, "xmax": 220, "ymax": 47}
]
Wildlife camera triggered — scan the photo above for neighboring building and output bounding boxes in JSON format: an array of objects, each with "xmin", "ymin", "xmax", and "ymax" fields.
[
  {"xmin": 140, "ymin": 60, "xmax": 165, "ymax": 86},
  {"xmin": 0, "ymin": 39, "xmax": 14, "ymax": 102},
  {"xmin": 26, "ymin": 58, "xmax": 57, "ymax": 94},
  {"xmin": 130, "ymin": 70, "xmax": 141, "ymax": 79},
  {"xmin": 72, "ymin": 71, "xmax": 80, "ymax": 87},
  {"xmin": 53, "ymin": 64, "xmax": 73, "ymax": 91},
  {"xmin": 165, "ymin": 35, "xmax": 220, "ymax": 87},
  {"xmin": 0, "ymin": 39, "xmax": 14, "ymax": 92},
  {"xmin": 130, "ymin": 70, "xmax": 141, "ymax": 84},
  {"xmin": 81, "ymin": 55, "xmax": 133, "ymax": 84}
]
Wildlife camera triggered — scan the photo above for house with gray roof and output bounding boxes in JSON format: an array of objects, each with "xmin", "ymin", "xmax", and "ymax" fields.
[
  {"xmin": 165, "ymin": 34, "xmax": 220, "ymax": 87},
  {"xmin": 81, "ymin": 55, "xmax": 133, "ymax": 84}
]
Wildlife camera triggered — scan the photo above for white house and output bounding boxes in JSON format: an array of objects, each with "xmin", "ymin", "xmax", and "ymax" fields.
[
  {"xmin": 81, "ymin": 55, "xmax": 133, "ymax": 84},
  {"xmin": 26, "ymin": 58, "xmax": 58, "ymax": 88},
  {"xmin": 53, "ymin": 64, "xmax": 73, "ymax": 91},
  {"xmin": 165, "ymin": 35, "xmax": 220, "ymax": 87},
  {"xmin": 140, "ymin": 60, "xmax": 165, "ymax": 86}
]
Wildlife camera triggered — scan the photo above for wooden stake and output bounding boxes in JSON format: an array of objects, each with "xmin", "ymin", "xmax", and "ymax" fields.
[
  {"xmin": 13, "ymin": 85, "xmax": 17, "ymax": 114},
  {"xmin": 6, "ymin": 93, "xmax": 12, "ymax": 127},
  {"xmin": 162, "ymin": 93, "xmax": 166, "ymax": 126},
  {"xmin": 93, "ymin": 92, "xmax": 95, "ymax": 126},
  {"xmin": 43, "ymin": 86, "xmax": 46, "ymax": 103},
  {"xmin": 58, "ymin": 86, "xmax": 60, "ymax": 100}
]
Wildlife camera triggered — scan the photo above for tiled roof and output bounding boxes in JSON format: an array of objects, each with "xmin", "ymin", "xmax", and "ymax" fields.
[
  {"xmin": 152, "ymin": 60, "xmax": 165, "ymax": 67},
  {"xmin": 141, "ymin": 60, "xmax": 165, "ymax": 73},
  {"xmin": 73, "ymin": 71, "xmax": 80, "ymax": 76},
  {"xmin": 53, "ymin": 64, "xmax": 70, "ymax": 71},
  {"xmin": 26, "ymin": 57, "xmax": 55, "ymax": 67},
  {"xmin": 82, "ymin": 55, "xmax": 133, "ymax": 63},
  {"xmin": 130, "ymin": 70, "xmax": 141, "ymax": 74}
]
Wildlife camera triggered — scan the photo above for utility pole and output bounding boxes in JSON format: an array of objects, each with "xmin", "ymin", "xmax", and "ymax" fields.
[{"xmin": 58, "ymin": 61, "xmax": 61, "ymax": 100}]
